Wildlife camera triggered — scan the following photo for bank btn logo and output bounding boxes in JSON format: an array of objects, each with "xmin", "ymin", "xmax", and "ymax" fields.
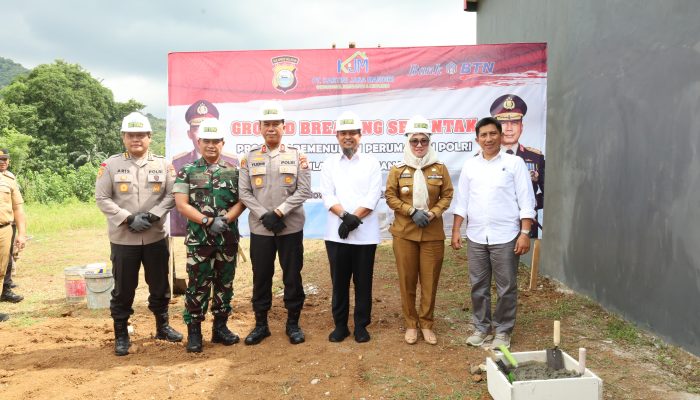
[
  {"xmin": 272, "ymin": 55, "xmax": 299, "ymax": 93},
  {"xmin": 337, "ymin": 51, "xmax": 369, "ymax": 74}
]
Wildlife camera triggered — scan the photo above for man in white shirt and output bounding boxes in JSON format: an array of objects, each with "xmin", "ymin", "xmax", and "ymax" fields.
[
  {"xmin": 320, "ymin": 111, "xmax": 382, "ymax": 343},
  {"xmin": 451, "ymin": 117, "xmax": 536, "ymax": 349}
]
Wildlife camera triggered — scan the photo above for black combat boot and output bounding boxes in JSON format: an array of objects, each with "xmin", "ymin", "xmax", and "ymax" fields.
[
  {"xmin": 154, "ymin": 312, "xmax": 183, "ymax": 342},
  {"xmin": 0, "ymin": 288, "xmax": 23, "ymax": 303},
  {"xmin": 186, "ymin": 322, "xmax": 203, "ymax": 353},
  {"xmin": 244, "ymin": 311, "xmax": 271, "ymax": 345},
  {"xmin": 114, "ymin": 320, "xmax": 130, "ymax": 356},
  {"xmin": 211, "ymin": 315, "xmax": 240, "ymax": 345},
  {"xmin": 285, "ymin": 310, "xmax": 305, "ymax": 345}
]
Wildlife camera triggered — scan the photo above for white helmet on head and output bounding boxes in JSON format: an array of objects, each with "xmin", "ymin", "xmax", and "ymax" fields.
[
  {"xmin": 404, "ymin": 115, "xmax": 431, "ymax": 136},
  {"xmin": 121, "ymin": 112, "xmax": 152, "ymax": 133},
  {"xmin": 259, "ymin": 101, "xmax": 286, "ymax": 121},
  {"xmin": 335, "ymin": 111, "xmax": 362, "ymax": 132},
  {"xmin": 197, "ymin": 118, "xmax": 226, "ymax": 140}
]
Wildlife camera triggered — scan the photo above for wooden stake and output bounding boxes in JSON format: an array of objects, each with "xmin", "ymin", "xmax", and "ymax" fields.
[{"xmin": 528, "ymin": 238, "xmax": 541, "ymax": 290}]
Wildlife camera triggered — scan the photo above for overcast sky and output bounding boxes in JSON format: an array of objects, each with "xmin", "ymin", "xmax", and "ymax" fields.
[{"xmin": 1, "ymin": 0, "xmax": 476, "ymax": 117}]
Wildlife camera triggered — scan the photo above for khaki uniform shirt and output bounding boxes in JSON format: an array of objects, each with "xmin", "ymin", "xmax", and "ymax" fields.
[
  {"xmin": 95, "ymin": 152, "xmax": 175, "ymax": 245},
  {"xmin": 385, "ymin": 161, "xmax": 454, "ymax": 242},
  {"xmin": 0, "ymin": 173, "xmax": 23, "ymax": 226},
  {"xmin": 239, "ymin": 144, "xmax": 311, "ymax": 236}
]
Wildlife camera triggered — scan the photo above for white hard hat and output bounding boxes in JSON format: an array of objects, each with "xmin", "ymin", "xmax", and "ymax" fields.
[
  {"xmin": 121, "ymin": 112, "xmax": 152, "ymax": 133},
  {"xmin": 335, "ymin": 111, "xmax": 362, "ymax": 132},
  {"xmin": 259, "ymin": 101, "xmax": 285, "ymax": 121},
  {"xmin": 197, "ymin": 118, "xmax": 226, "ymax": 140},
  {"xmin": 404, "ymin": 115, "xmax": 431, "ymax": 135}
]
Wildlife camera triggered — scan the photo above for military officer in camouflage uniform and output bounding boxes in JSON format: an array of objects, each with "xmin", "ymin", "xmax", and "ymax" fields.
[
  {"xmin": 491, "ymin": 94, "xmax": 545, "ymax": 237},
  {"xmin": 96, "ymin": 112, "xmax": 182, "ymax": 356},
  {"xmin": 171, "ymin": 100, "xmax": 239, "ymax": 237},
  {"xmin": 174, "ymin": 118, "xmax": 246, "ymax": 353},
  {"xmin": 239, "ymin": 101, "xmax": 311, "ymax": 345}
]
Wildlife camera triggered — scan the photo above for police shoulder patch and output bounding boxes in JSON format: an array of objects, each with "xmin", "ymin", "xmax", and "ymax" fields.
[{"xmin": 525, "ymin": 146, "xmax": 543, "ymax": 155}]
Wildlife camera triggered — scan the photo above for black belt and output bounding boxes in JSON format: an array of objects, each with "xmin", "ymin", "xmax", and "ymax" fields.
[{"xmin": 0, "ymin": 222, "xmax": 10, "ymax": 228}]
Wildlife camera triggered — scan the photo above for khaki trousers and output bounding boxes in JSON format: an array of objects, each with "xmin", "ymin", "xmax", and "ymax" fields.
[
  {"xmin": 393, "ymin": 236, "xmax": 444, "ymax": 329},
  {"xmin": 0, "ymin": 225, "xmax": 12, "ymax": 280}
]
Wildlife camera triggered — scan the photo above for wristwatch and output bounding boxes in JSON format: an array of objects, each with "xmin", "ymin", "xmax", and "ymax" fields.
[
  {"xmin": 340, "ymin": 211, "xmax": 349, "ymax": 219},
  {"xmin": 520, "ymin": 229, "xmax": 531, "ymax": 236},
  {"xmin": 201, "ymin": 216, "xmax": 209, "ymax": 225}
]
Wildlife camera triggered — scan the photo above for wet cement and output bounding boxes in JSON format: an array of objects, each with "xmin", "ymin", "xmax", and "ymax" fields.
[{"xmin": 511, "ymin": 361, "xmax": 582, "ymax": 381}]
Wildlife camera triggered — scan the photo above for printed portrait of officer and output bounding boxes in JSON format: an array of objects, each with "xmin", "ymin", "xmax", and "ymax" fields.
[{"xmin": 490, "ymin": 94, "xmax": 545, "ymax": 238}]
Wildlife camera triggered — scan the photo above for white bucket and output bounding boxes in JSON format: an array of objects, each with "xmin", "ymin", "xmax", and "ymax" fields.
[
  {"xmin": 64, "ymin": 266, "xmax": 87, "ymax": 303},
  {"xmin": 85, "ymin": 269, "xmax": 114, "ymax": 309}
]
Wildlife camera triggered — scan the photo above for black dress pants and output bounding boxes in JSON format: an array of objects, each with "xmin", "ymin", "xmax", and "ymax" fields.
[
  {"xmin": 249, "ymin": 231, "xmax": 305, "ymax": 313},
  {"xmin": 109, "ymin": 238, "xmax": 171, "ymax": 321},
  {"xmin": 325, "ymin": 241, "xmax": 376, "ymax": 330}
]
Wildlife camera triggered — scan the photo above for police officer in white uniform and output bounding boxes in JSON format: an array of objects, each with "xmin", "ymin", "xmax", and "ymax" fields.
[
  {"xmin": 96, "ymin": 112, "xmax": 183, "ymax": 356},
  {"xmin": 239, "ymin": 102, "xmax": 312, "ymax": 345}
]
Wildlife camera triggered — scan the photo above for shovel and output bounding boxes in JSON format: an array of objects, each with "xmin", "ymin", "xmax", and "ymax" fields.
[{"xmin": 546, "ymin": 320, "xmax": 565, "ymax": 370}]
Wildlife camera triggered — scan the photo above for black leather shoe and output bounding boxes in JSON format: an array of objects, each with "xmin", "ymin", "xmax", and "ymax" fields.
[
  {"xmin": 211, "ymin": 316, "xmax": 240, "ymax": 345},
  {"xmin": 186, "ymin": 323, "xmax": 203, "ymax": 353},
  {"xmin": 154, "ymin": 313, "xmax": 183, "ymax": 342},
  {"xmin": 244, "ymin": 325, "xmax": 271, "ymax": 345},
  {"xmin": 328, "ymin": 326, "xmax": 350, "ymax": 343},
  {"xmin": 354, "ymin": 327, "xmax": 371, "ymax": 343},
  {"xmin": 1, "ymin": 289, "xmax": 23, "ymax": 303},
  {"xmin": 0, "ymin": 313, "xmax": 9, "ymax": 322},
  {"xmin": 286, "ymin": 324, "xmax": 305, "ymax": 345},
  {"xmin": 114, "ymin": 321, "xmax": 130, "ymax": 356}
]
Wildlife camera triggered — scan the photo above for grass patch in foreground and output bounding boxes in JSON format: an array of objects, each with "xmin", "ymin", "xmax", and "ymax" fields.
[{"xmin": 25, "ymin": 201, "xmax": 106, "ymax": 236}]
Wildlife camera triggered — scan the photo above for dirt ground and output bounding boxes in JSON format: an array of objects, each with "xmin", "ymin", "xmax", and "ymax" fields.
[{"xmin": 0, "ymin": 228, "xmax": 699, "ymax": 399}]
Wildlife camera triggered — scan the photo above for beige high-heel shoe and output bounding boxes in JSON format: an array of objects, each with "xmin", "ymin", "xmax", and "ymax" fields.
[
  {"xmin": 421, "ymin": 328, "xmax": 437, "ymax": 345},
  {"xmin": 404, "ymin": 328, "xmax": 418, "ymax": 344}
]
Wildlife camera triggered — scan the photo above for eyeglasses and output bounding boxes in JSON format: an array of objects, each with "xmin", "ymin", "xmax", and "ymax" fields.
[{"xmin": 409, "ymin": 139, "xmax": 430, "ymax": 147}]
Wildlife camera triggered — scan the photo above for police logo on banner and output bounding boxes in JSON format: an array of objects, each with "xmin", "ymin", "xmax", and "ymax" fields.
[{"xmin": 272, "ymin": 55, "xmax": 299, "ymax": 93}]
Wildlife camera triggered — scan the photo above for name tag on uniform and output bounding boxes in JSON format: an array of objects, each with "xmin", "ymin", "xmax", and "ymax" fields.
[
  {"xmin": 427, "ymin": 175, "xmax": 443, "ymax": 179},
  {"xmin": 400, "ymin": 172, "xmax": 412, "ymax": 178}
]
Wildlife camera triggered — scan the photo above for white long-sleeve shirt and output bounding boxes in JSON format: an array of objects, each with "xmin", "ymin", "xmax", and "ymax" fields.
[
  {"xmin": 453, "ymin": 150, "xmax": 536, "ymax": 245},
  {"xmin": 320, "ymin": 151, "xmax": 382, "ymax": 245}
]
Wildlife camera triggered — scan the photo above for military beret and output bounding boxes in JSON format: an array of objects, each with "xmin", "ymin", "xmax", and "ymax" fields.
[
  {"xmin": 490, "ymin": 94, "xmax": 527, "ymax": 121},
  {"xmin": 0, "ymin": 149, "xmax": 9, "ymax": 157},
  {"xmin": 185, "ymin": 100, "xmax": 219, "ymax": 126}
]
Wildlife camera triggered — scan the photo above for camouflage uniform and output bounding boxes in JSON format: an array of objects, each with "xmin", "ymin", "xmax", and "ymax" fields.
[{"xmin": 173, "ymin": 157, "xmax": 240, "ymax": 324}]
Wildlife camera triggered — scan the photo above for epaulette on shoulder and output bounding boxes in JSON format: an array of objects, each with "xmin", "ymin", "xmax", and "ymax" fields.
[
  {"xmin": 248, "ymin": 144, "xmax": 262, "ymax": 151},
  {"xmin": 107, "ymin": 154, "xmax": 121, "ymax": 161},
  {"xmin": 525, "ymin": 146, "xmax": 543, "ymax": 155},
  {"xmin": 286, "ymin": 145, "xmax": 298, "ymax": 150},
  {"xmin": 152, "ymin": 154, "xmax": 165, "ymax": 159}
]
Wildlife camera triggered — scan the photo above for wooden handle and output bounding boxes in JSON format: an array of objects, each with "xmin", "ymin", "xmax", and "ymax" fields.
[
  {"xmin": 553, "ymin": 320, "xmax": 561, "ymax": 346},
  {"xmin": 578, "ymin": 348, "xmax": 587, "ymax": 374}
]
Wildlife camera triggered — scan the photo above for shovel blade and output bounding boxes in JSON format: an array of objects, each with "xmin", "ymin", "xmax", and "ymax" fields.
[{"xmin": 546, "ymin": 348, "xmax": 565, "ymax": 370}]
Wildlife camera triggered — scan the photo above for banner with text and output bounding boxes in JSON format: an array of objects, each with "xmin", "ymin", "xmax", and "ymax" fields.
[{"xmin": 167, "ymin": 43, "xmax": 547, "ymax": 238}]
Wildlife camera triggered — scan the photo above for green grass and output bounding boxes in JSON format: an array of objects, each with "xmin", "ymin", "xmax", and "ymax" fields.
[
  {"xmin": 606, "ymin": 318, "xmax": 641, "ymax": 345},
  {"xmin": 25, "ymin": 200, "xmax": 105, "ymax": 236}
]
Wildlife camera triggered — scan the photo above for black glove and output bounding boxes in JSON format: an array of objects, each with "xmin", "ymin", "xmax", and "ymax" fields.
[
  {"xmin": 341, "ymin": 212, "xmax": 363, "ymax": 231},
  {"xmin": 271, "ymin": 220, "xmax": 287, "ymax": 234},
  {"xmin": 338, "ymin": 222, "xmax": 350, "ymax": 239},
  {"xmin": 260, "ymin": 211, "xmax": 282, "ymax": 231},
  {"xmin": 411, "ymin": 209, "xmax": 430, "ymax": 228},
  {"xmin": 127, "ymin": 213, "xmax": 152, "ymax": 232},
  {"xmin": 144, "ymin": 212, "xmax": 160, "ymax": 223},
  {"xmin": 209, "ymin": 216, "xmax": 230, "ymax": 234}
]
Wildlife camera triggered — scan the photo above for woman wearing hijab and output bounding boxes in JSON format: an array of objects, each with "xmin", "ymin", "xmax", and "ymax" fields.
[{"xmin": 385, "ymin": 116, "xmax": 453, "ymax": 345}]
